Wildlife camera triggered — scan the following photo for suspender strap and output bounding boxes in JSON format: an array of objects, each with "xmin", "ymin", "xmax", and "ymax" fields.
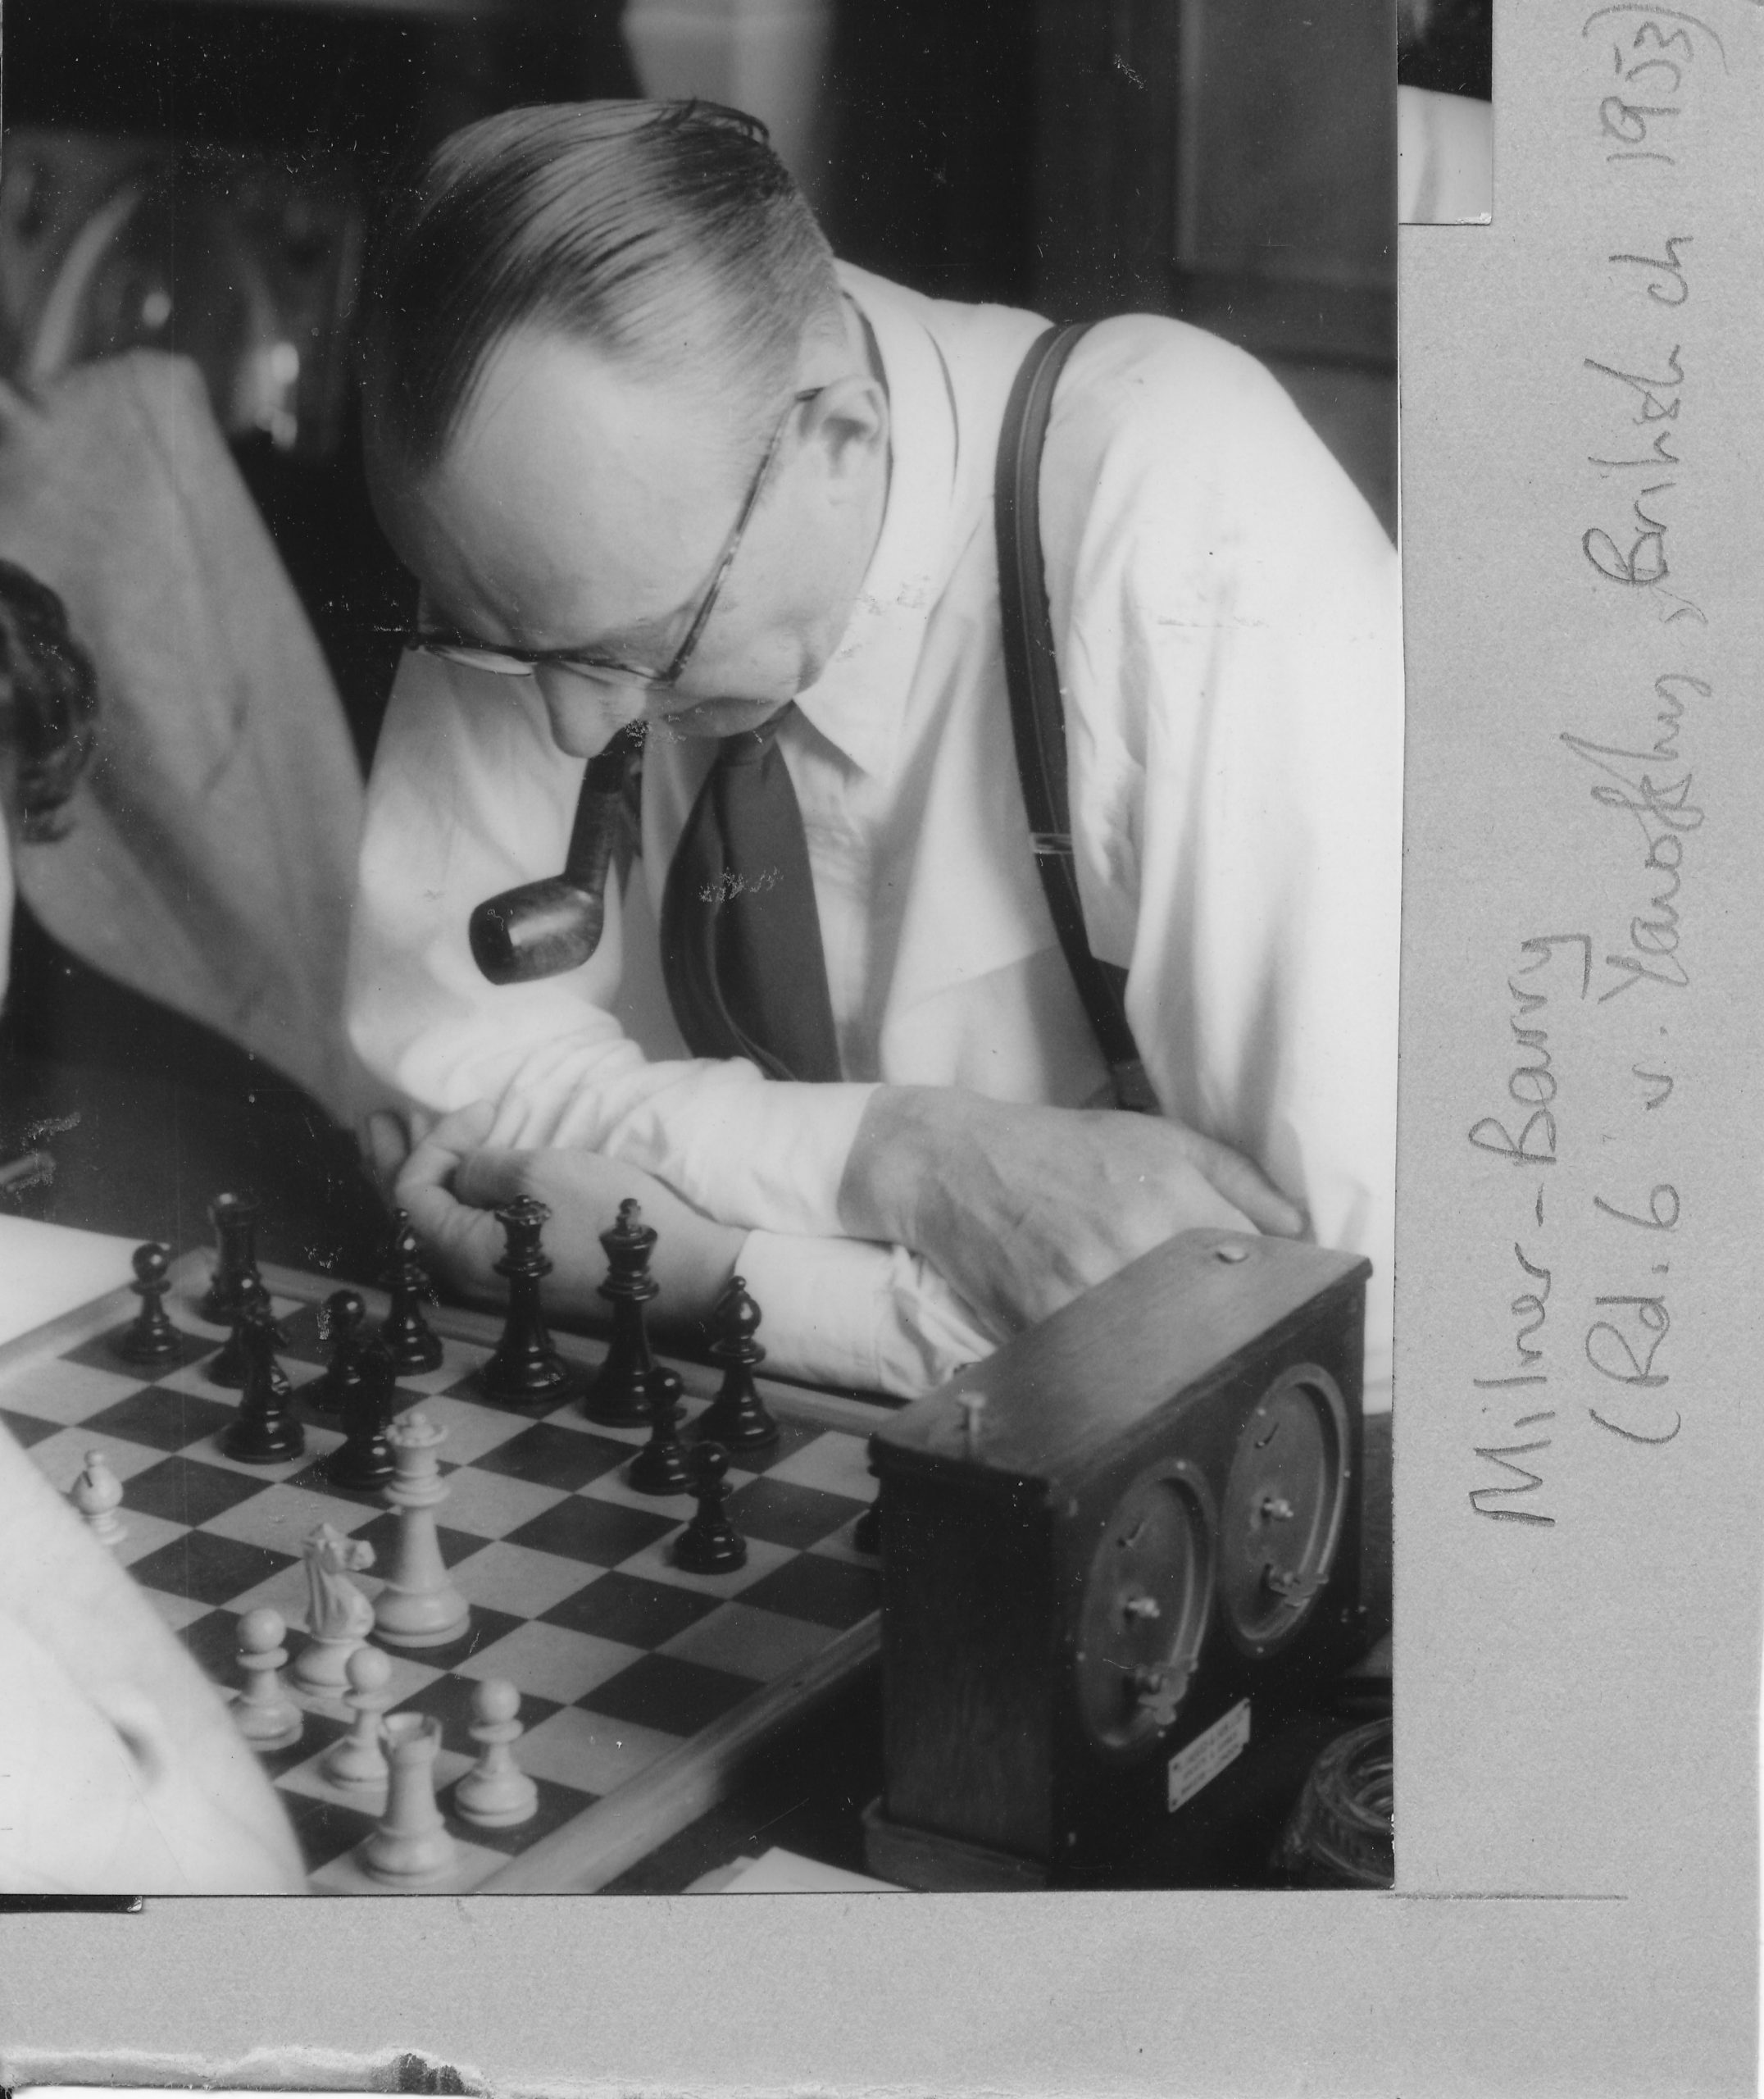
[{"xmin": 994, "ymin": 322, "xmax": 1157, "ymax": 1113}]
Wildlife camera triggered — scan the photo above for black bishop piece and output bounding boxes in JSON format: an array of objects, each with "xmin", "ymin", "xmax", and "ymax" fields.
[
  {"xmin": 323, "ymin": 1336, "xmax": 398, "ymax": 1491},
  {"xmin": 220, "ymin": 1294, "xmax": 304, "ymax": 1464},
  {"xmin": 695, "ymin": 1275, "xmax": 778, "ymax": 1451},
  {"xmin": 478, "ymin": 1196, "xmax": 584, "ymax": 1409},
  {"xmin": 627, "ymin": 1366, "xmax": 693, "ymax": 1496},
  {"xmin": 581, "ymin": 1199, "xmax": 658, "ymax": 1427},
  {"xmin": 380, "ymin": 1210, "xmax": 444, "ymax": 1374},
  {"xmin": 112, "ymin": 1242, "xmax": 184, "ymax": 1368}
]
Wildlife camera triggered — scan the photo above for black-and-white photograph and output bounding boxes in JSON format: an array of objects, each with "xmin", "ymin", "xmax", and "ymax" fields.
[{"xmin": 0, "ymin": 0, "xmax": 1396, "ymax": 1897}]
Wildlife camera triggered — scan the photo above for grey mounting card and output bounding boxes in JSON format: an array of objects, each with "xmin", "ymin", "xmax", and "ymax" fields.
[{"xmin": 1, "ymin": 2, "xmax": 1760, "ymax": 2097}]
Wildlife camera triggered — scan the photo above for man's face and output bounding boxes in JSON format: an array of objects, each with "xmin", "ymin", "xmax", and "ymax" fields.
[{"xmin": 370, "ymin": 329, "xmax": 848, "ymax": 757}]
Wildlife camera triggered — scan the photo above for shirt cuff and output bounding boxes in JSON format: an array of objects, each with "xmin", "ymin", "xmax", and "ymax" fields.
[{"xmin": 734, "ymin": 1228, "xmax": 1001, "ymax": 1400}]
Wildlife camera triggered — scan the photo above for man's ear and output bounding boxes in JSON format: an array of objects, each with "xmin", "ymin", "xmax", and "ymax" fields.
[{"xmin": 803, "ymin": 375, "xmax": 889, "ymax": 494}]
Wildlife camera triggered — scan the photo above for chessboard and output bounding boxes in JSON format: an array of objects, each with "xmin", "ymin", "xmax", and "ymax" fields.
[{"xmin": 2, "ymin": 1245, "xmax": 895, "ymax": 1895}]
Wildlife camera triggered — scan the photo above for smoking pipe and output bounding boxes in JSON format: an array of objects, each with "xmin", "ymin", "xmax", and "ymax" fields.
[{"xmin": 467, "ymin": 724, "xmax": 643, "ymax": 984}]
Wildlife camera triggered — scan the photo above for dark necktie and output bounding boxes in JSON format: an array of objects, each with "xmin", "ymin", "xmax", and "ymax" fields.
[{"xmin": 659, "ymin": 704, "xmax": 842, "ymax": 1081}]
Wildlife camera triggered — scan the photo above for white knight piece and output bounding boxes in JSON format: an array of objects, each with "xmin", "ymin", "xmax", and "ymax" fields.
[{"xmin": 294, "ymin": 1521, "xmax": 377, "ymax": 1692}]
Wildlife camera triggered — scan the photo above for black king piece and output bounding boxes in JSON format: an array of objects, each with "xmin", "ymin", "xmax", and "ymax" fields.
[
  {"xmin": 582, "ymin": 1199, "xmax": 659, "ymax": 1426},
  {"xmin": 477, "ymin": 1195, "xmax": 584, "ymax": 1409}
]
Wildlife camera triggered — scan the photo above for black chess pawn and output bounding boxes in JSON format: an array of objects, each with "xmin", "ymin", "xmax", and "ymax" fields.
[
  {"xmin": 112, "ymin": 1243, "xmax": 184, "ymax": 1368},
  {"xmin": 581, "ymin": 1199, "xmax": 657, "ymax": 1427},
  {"xmin": 694, "ymin": 1275, "xmax": 779, "ymax": 1451},
  {"xmin": 313, "ymin": 1289, "xmax": 368, "ymax": 1415},
  {"xmin": 221, "ymin": 1295, "xmax": 305, "ymax": 1464},
  {"xmin": 380, "ymin": 1210, "xmax": 444, "ymax": 1375},
  {"xmin": 208, "ymin": 1273, "xmax": 289, "ymax": 1395},
  {"xmin": 673, "ymin": 1441, "xmax": 746, "ymax": 1573},
  {"xmin": 627, "ymin": 1367, "xmax": 693, "ymax": 1496},
  {"xmin": 477, "ymin": 1196, "xmax": 584, "ymax": 1408},
  {"xmin": 199, "ymin": 1191, "xmax": 262, "ymax": 1324},
  {"xmin": 323, "ymin": 1336, "xmax": 398, "ymax": 1491}
]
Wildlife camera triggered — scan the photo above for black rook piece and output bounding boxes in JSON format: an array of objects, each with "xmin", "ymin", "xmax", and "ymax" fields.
[
  {"xmin": 478, "ymin": 1196, "xmax": 584, "ymax": 1409},
  {"xmin": 113, "ymin": 1242, "xmax": 183, "ymax": 1367},
  {"xmin": 315, "ymin": 1289, "xmax": 368, "ymax": 1415},
  {"xmin": 380, "ymin": 1210, "xmax": 444, "ymax": 1374},
  {"xmin": 627, "ymin": 1366, "xmax": 693, "ymax": 1496},
  {"xmin": 221, "ymin": 1295, "xmax": 305, "ymax": 1464},
  {"xmin": 200, "ymin": 1191, "xmax": 262, "ymax": 1323},
  {"xmin": 209, "ymin": 1273, "xmax": 289, "ymax": 1396},
  {"xmin": 323, "ymin": 1336, "xmax": 398, "ymax": 1491},
  {"xmin": 581, "ymin": 1199, "xmax": 659, "ymax": 1427},
  {"xmin": 673, "ymin": 1441, "xmax": 746, "ymax": 1574},
  {"xmin": 695, "ymin": 1275, "xmax": 778, "ymax": 1450}
]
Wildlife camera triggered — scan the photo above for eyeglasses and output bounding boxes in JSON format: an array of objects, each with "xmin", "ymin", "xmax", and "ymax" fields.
[{"xmin": 408, "ymin": 387, "xmax": 825, "ymax": 690}]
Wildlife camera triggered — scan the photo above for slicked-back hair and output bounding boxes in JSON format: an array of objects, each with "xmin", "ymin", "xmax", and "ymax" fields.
[{"xmin": 358, "ymin": 99, "xmax": 843, "ymax": 477}]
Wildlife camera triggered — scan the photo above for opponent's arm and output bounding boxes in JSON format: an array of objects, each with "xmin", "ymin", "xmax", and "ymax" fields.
[{"xmin": 0, "ymin": 1422, "xmax": 305, "ymax": 1892}]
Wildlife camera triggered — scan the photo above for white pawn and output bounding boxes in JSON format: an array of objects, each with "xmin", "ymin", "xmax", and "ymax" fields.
[
  {"xmin": 453, "ymin": 1678, "xmax": 539, "ymax": 1828},
  {"xmin": 358, "ymin": 1712, "xmax": 457, "ymax": 1886},
  {"xmin": 234, "ymin": 1607, "xmax": 302, "ymax": 1753},
  {"xmin": 321, "ymin": 1643, "xmax": 394, "ymax": 1791},
  {"xmin": 69, "ymin": 1450, "xmax": 125, "ymax": 1548}
]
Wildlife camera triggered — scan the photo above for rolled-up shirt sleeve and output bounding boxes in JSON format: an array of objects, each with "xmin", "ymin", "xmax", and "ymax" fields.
[
  {"xmin": 736, "ymin": 1227, "xmax": 1001, "ymax": 1398},
  {"xmin": 346, "ymin": 653, "xmax": 875, "ymax": 1241}
]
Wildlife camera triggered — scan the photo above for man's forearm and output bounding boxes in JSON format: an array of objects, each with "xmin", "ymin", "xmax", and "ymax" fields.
[{"xmin": 835, "ymin": 1084, "xmax": 1014, "ymax": 1269}]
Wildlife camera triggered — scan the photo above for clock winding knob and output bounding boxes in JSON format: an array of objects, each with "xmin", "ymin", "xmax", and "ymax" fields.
[{"xmin": 1130, "ymin": 1663, "xmax": 1189, "ymax": 1729}]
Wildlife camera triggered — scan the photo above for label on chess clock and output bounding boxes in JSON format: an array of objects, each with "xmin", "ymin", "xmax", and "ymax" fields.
[{"xmin": 1166, "ymin": 1700, "xmax": 1252, "ymax": 1813}]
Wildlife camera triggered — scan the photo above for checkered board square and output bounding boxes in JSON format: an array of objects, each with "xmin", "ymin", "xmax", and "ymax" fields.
[{"xmin": 7, "ymin": 1257, "xmax": 895, "ymax": 1894}]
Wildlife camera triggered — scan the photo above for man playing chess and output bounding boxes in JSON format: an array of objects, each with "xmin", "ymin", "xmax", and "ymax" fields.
[{"xmin": 351, "ymin": 98, "xmax": 1401, "ymax": 1405}]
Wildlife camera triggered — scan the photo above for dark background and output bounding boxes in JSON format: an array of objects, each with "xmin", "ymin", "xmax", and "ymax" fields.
[{"xmin": 0, "ymin": 0, "xmax": 1396, "ymax": 1277}]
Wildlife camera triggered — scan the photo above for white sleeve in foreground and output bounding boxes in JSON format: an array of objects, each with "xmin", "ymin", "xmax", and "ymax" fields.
[{"xmin": 734, "ymin": 1229, "xmax": 1002, "ymax": 1400}]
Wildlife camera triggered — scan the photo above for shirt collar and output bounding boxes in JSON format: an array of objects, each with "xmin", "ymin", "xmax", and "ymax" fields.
[{"xmin": 789, "ymin": 263, "xmax": 962, "ymax": 778}]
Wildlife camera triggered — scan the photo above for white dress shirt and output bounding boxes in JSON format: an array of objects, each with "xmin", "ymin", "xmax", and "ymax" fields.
[{"xmin": 348, "ymin": 264, "xmax": 1401, "ymax": 1405}]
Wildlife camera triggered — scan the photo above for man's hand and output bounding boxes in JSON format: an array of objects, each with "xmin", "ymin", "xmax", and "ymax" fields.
[
  {"xmin": 385, "ymin": 1103, "xmax": 744, "ymax": 1334},
  {"xmin": 838, "ymin": 1087, "xmax": 1306, "ymax": 1336}
]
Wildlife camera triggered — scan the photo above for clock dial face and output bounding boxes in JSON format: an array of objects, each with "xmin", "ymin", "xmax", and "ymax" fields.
[
  {"xmin": 1073, "ymin": 1464, "xmax": 1214, "ymax": 1757},
  {"xmin": 1218, "ymin": 1364, "xmax": 1349, "ymax": 1656}
]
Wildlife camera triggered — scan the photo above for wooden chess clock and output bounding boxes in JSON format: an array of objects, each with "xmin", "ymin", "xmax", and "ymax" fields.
[{"xmin": 862, "ymin": 1227, "xmax": 1373, "ymax": 1890}]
